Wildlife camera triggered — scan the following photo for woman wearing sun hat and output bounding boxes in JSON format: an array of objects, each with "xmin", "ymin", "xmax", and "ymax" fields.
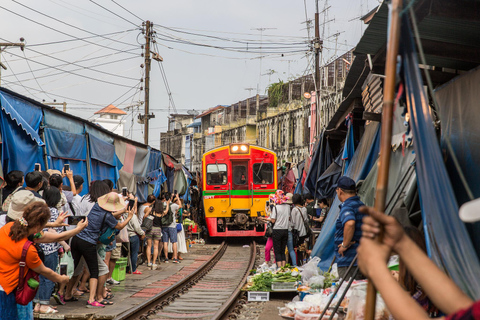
[
  {"xmin": 65, "ymin": 192, "xmax": 134, "ymax": 308},
  {"xmin": 269, "ymin": 190, "xmax": 292, "ymax": 268}
]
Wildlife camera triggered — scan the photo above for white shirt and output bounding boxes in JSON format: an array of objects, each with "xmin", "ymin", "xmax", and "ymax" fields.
[
  {"xmin": 291, "ymin": 206, "xmax": 308, "ymax": 237},
  {"xmin": 271, "ymin": 204, "xmax": 291, "ymax": 230},
  {"xmin": 169, "ymin": 203, "xmax": 180, "ymax": 228}
]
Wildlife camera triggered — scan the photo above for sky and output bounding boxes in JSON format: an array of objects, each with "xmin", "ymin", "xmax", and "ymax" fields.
[{"xmin": 0, "ymin": 0, "xmax": 380, "ymax": 148}]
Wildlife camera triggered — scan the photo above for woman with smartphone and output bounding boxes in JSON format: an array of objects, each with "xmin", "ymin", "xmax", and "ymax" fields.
[{"xmin": 34, "ymin": 187, "xmax": 67, "ymax": 314}]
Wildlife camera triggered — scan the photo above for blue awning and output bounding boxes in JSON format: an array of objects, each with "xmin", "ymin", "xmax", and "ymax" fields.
[
  {"xmin": 89, "ymin": 134, "xmax": 115, "ymax": 166},
  {"xmin": 45, "ymin": 128, "xmax": 87, "ymax": 160},
  {"xmin": 0, "ymin": 91, "xmax": 44, "ymax": 146},
  {"xmin": 187, "ymin": 120, "xmax": 201, "ymax": 128}
]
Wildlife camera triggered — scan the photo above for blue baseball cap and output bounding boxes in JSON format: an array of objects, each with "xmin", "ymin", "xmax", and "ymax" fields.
[{"xmin": 336, "ymin": 176, "xmax": 356, "ymax": 191}]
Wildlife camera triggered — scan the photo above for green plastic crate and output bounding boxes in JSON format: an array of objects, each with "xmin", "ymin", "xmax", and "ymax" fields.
[{"xmin": 112, "ymin": 257, "xmax": 128, "ymax": 282}]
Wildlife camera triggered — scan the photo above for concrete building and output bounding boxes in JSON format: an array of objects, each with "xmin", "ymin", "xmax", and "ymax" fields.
[
  {"xmin": 160, "ymin": 114, "xmax": 195, "ymax": 165},
  {"xmin": 92, "ymin": 104, "xmax": 126, "ymax": 136}
]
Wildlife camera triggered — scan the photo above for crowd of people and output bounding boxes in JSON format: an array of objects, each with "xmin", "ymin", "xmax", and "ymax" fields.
[
  {"xmin": 268, "ymin": 174, "xmax": 480, "ymax": 319},
  {"xmin": 0, "ymin": 167, "xmax": 193, "ymax": 318}
]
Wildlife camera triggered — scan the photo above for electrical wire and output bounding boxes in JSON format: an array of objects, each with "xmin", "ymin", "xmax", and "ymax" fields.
[
  {"xmin": 0, "ymin": 5, "xmax": 138, "ymax": 56},
  {"xmin": 5, "ymin": 51, "xmax": 138, "ymax": 88},
  {"xmin": 12, "ymin": 0, "xmax": 139, "ymax": 48},
  {"xmin": 2, "ymin": 47, "xmax": 139, "ymax": 78},
  {"xmin": 48, "ymin": 0, "xmax": 129, "ymax": 28},
  {"xmin": 110, "ymin": 0, "xmax": 143, "ymax": 22},
  {"xmin": 1, "ymin": 54, "xmax": 41, "ymax": 100},
  {"xmin": 89, "ymin": 0, "xmax": 139, "ymax": 27},
  {"xmin": 27, "ymin": 29, "xmax": 137, "ymax": 47},
  {"xmin": 22, "ymin": 49, "xmax": 56, "ymax": 101},
  {"xmin": 153, "ymin": 42, "xmax": 177, "ymax": 114}
]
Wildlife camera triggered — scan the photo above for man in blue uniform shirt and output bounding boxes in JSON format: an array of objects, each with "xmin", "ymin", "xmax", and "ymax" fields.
[{"xmin": 334, "ymin": 176, "xmax": 365, "ymax": 280}]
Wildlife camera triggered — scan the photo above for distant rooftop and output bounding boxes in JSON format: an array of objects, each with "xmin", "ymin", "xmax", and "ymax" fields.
[{"xmin": 94, "ymin": 104, "xmax": 127, "ymax": 115}]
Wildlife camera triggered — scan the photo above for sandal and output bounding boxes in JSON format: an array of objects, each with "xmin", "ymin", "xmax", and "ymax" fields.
[
  {"xmin": 38, "ymin": 306, "xmax": 59, "ymax": 314},
  {"xmin": 104, "ymin": 292, "xmax": 114, "ymax": 300},
  {"xmin": 98, "ymin": 299, "xmax": 114, "ymax": 306},
  {"xmin": 64, "ymin": 296, "xmax": 79, "ymax": 302},
  {"xmin": 52, "ymin": 293, "xmax": 66, "ymax": 305},
  {"xmin": 74, "ymin": 289, "xmax": 86, "ymax": 296},
  {"xmin": 77, "ymin": 288, "xmax": 90, "ymax": 293},
  {"xmin": 86, "ymin": 300, "xmax": 105, "ymax": 308}
]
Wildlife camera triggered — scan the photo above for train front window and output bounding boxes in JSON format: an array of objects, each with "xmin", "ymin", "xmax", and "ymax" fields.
[
  {"xmin": 253, "ymin": 163, "xmax": 274, "ymax": 184},
  {"xmin": 206, "ymin": 164, "xmax": 228, "ymax": 185},
  {"xmin": 233, "ymin": 165, "xmax": 248, "ymax": 185}
]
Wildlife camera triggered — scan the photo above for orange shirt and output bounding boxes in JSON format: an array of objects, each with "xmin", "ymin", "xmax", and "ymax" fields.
[{"xmin": 0, "ymin": 222, "xmax": 42, "ymax": 295}]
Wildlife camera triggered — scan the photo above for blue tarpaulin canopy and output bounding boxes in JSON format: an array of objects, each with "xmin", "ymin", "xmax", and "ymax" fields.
[
  {"xmin": 0, "ymin": 90, "xmax": 44, "ymax": 174},
  {"xmin": 401, "ymin": 15, "xmax": 480, "ymax": 299},
  {"xmin": 45, "ymin": 128, "xmax": 89, "ymax": 195},
  {"xmin": 88, "ymin": 134, "xmax": 119, "ymax": 188},
  {"xmin": 311, "ymin": 122, "xmax": 380, "ymax": 270}
]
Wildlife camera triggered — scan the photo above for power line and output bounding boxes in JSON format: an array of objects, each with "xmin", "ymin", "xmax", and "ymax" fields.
[
  {"xmin": 2, "ymin": 47, "xmax": 139, "ymax": 78},
  {"xmin": 11, "ymin": 0, "xmax": 139, "ymax": 48},
  {"xmin": 1, "ymin": 78, "xmax": 141, "ymax": 108},
  {"xmin": 0, "ymin": 5, "xmax": 138, "ymax": 56},
  {"xmin": 1, "ymin": 54, "xmax": 40, "ymax": 100},
  {"xmin": 110, "ymin": 0, "xmax": 143, "ymax": 22},
  {"xmin": 153, "ymin": 42, "xmax": 177, "ymax": 114},
  {"xmin": 5, "ymin": 51, "xmax": 137, "ymax": 88},
  {"xmin": 27, "ymin": 29, "xmax": 137, "ymax": 47},
  {"xmin": 5, "ymin": 56, "xmax": 139, "ymax": 84},
  {"xmin": 89, "ymin": 0, "xmax": 139, "ymax": 27}
]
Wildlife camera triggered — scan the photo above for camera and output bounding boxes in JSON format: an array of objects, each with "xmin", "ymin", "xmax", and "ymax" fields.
[
  {"xmin": 60, "ymin": 263, "xmax": 68, "ymax": 275},
  {"xmin": 127, "ymin": 199, "xmax": 135, "ymax": 210},
  {"xmin": 64, "ymin": 164, "xmax": 70, "ymax": 172},
  {"xmin": 122, "ymin": 187, "xmax": 128, "ymax": 197},
  {"xmin": 34, "ymin": 163, "xmax": 41, "ymax": 171},
  {"xmin": 67, "ymin": 216, "xmax": 86, "ymax": 225}
]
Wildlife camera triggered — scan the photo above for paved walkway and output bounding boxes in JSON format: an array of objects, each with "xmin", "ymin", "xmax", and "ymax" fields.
[{"xmin": 34, "ymin": 244, "xmax": 219, "ymax": 320}]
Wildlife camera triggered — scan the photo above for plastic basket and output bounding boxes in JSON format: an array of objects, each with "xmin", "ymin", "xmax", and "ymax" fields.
[
  {"xmin": 271, "ymin": 281, "xmax": 297, "ymax": 291},
  {"xmin": 112, "ymin": 258, "xmax": 128, "ymax": 282}
]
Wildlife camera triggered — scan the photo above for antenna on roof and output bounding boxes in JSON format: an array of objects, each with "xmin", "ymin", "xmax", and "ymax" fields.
[{"xmin": 187, "ymin": 109, "xmax": 199, "ymax": 116}]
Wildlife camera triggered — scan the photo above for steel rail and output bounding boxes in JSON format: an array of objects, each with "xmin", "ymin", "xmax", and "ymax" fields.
[
  {"xmin": 211, "ymin": 241, "xmax": 257, "ymax": 320},
  {"xmin": 115, "ymin": 241, "xmax": 228, "ymax": 320}
]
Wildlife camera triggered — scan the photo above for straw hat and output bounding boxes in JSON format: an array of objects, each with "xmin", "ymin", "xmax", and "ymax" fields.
[
  {"xmin": 284, "ymin": 193, "xmax": 294, "ymax": 204},
  {"xmin": 7, "ymin": 190, "xmax": 45, "ymax": 220},
  {"xmin": 97, "ymin": 192, "xmax": 126, "ymax": 212},
  {"xmin": 47, "ymin": 169, "xmax": 62, "ymax": 176}
]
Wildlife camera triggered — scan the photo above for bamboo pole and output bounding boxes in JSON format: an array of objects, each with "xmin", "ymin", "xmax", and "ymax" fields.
[{"xmin": 365, "ymin": 0, "xmax": 403, "ymax": 319}]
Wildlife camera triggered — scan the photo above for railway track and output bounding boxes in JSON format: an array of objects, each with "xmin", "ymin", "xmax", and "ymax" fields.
[{"xmin": 116, "ymin": 241, "xmax": 256, "ymax": 320}]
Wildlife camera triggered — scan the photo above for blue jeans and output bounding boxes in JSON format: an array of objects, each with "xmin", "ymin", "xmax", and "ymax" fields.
[
  {"xmin": 0, "ymin": 290, "xmax": 18, "ymax": 320},
  {"xmin": 17, "ymin": 302, "xmax": 33, "ymax": 320},
  {"xmin": 129, "ymin": 235, "xmax": 140, "ymax": 272},
  {"xmin": 34, "ymin": 251, "xmax": 58, "ymax": 305},
  {"xmin": 287, "ymin": 231, "xmax": 297, "ymax": 266}
]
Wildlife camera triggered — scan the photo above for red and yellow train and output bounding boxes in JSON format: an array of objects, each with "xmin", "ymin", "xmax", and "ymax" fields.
[{"xmin": 202, "ymin": 143, "xmax": 277, "ymax": 237}]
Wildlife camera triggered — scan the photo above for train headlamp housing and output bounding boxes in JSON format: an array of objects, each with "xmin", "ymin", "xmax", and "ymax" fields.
[{"xmin": 230, "ymin": 143, "xmax": 249, "ymax": 154}]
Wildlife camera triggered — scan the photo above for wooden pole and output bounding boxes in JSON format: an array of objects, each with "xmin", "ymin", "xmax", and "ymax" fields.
[{"xmin": 365, "ymin": 0, "xmax": 403, "ymax": 319}]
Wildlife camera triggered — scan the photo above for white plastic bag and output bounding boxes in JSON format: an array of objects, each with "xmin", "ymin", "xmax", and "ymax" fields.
[
  {"xmin": 331, "ymin": 263, "xmax": 339, "ymax": 279},
  {"xmin": 307, "ymin": 275, "xmax": 325, "ymax": 289},
  {"xmin": 301, "ymin": 256, "xmax": 320, "ymax": 282}
]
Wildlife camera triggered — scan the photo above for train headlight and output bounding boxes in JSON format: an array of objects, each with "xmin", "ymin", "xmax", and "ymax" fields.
[
  {"xmin": 209, "ymin": 206, "xmax": 214, "ymax": 212},
  {"xmin": 230, "ymin": 143, "xmax": 249, "ymax": 154}
]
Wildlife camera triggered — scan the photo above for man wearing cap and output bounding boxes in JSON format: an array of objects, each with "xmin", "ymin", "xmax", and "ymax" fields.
[{"xmin": 334, "ymin": 176, "xmax": 365, "ymax": 280}]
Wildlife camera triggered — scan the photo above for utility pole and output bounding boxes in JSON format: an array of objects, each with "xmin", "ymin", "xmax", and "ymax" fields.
[
  {"xmin": 0, "ymin": 40, "xmax": 25, "ymax": 86},
  {"xmin": 314, "ymin": 1, "xmax": 322, "ymax": 135},
  {"xmin": 144, "ymin": 20, "xmax": 152, "ymax": 145}
]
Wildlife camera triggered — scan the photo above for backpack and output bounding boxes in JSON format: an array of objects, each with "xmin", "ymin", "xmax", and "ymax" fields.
[{"xmin": 161, "ymin": 207, "xmax": 174, "ymax": 226}]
